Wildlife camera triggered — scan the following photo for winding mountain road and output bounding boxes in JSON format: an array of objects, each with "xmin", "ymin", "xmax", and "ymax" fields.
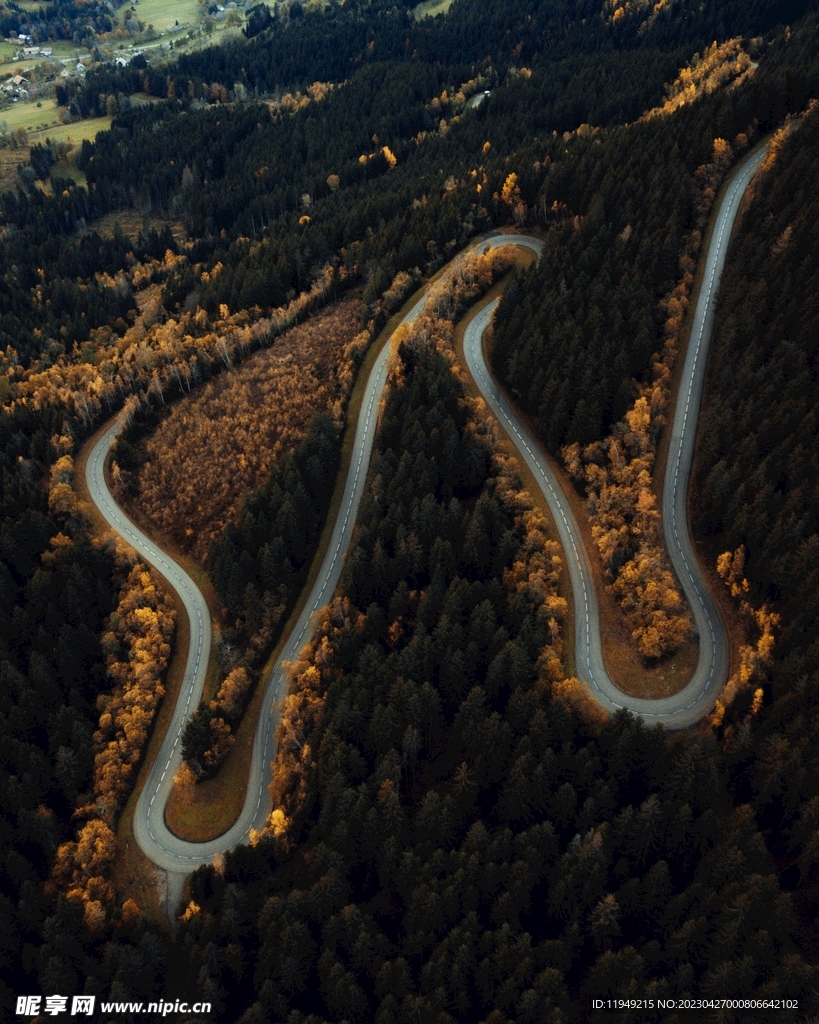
[
  {"xmin": 85, "ymin": 145, "xmax": 764, "ymax": 877},
  {"xmin": 86, "ymin": 264, "xmax": 459, "ymax": 874},
  {"xmin": 465, "ymin": 145, "xmax": 765, "ymax": 727}
]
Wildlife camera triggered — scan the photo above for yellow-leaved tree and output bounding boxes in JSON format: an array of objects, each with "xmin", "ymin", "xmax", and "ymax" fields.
[{"xmin": 713, "ymin": 546, "xmax": 780, "ymax": 718}]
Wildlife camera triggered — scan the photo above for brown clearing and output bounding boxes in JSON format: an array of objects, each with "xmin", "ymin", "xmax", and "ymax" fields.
[
  {"xmin": 93, "ymin": 208, "xmax": 188, "ymax": 245},
  {"xmin": 0, "ymin": 144, "xmax": 29, "ymax": 193},
  {"xmin": 121, "ymin": 291, "xmax": 365, "ymax": 563},
  {"xmin": 163, "ymin": 282, "xmax": 433, "ymax": 842}
]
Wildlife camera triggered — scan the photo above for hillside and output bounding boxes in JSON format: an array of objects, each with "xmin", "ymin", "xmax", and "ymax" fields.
[
  {"xmin": 2, "ymin": 0, "xmax": 819, "ymax": 1018},
  {"xmin": 177, "ymin": 248, "xmax": 816, "ymax": 1022}
]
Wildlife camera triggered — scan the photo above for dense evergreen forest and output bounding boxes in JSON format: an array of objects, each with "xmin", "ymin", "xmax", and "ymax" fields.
[
  {"xmin": 177, "ymin": 327, "xmax": 816, "ymax": 1021},
  {"xmin": 693, "ymin": 104, "xmax": 819, "ymax": 927},
  {"xmin": 490, "ymin": 21, "xmax": 819, "ymax": 450},
  {"xmin": 2, "ymin": 0, "xmax": 819, "ymax": 1018},
  {"xmin": 0, "ymin": 403, "xmax": 172, "ymax": 1011},
  {"xmin": 3, "ymin": 0, "xmax": 814, "ymax": 370},
  {"xmin": 78, "ymin": 0, "xmax": 812, "ymax": 105}
]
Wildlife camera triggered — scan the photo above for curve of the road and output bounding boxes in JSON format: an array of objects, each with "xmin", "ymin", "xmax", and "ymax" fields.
[
  {"xmin": 464, "ymin": 145, "xmax": 766, "ymax": 728},
  {"xmin": 85, "ymin": 144, "xmax": 763, "ymax": 872}
]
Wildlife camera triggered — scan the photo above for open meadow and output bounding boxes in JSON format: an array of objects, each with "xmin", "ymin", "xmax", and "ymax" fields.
[
  {"xmin": 412, "ymin": 0, "xmax": 457, "ymax": 19},
  {"xmin": 0, "ymin": 108, "xmax": 110, "ymax": 191},
  {"xmin": 0, "ymin": 96, "xmax": 60, "ymax": 132},
  {"xmin": 116, "ymin": 0, "xmax": 202, "ymax": 33},
  {"xmin": 45, "ymin": 40, "xmax": 86, "ymax": 58},
  {"xmin": 33, "ymin": 116, "xmax": 112, "ymax": 146},
  {"xmin": 0, "ymin": 94, "xmax": 110, "ymax": 141}
]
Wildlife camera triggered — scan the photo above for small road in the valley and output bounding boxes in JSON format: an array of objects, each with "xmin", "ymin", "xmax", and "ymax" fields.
[{"xmin": 84, "ymin": 143, "xmax": 763, "ymax": 879}]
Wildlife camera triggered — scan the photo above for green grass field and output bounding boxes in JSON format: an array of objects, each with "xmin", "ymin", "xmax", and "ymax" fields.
[
  {"xmin": 117, "ymin": 0, "xmax": 201, "ymax": 33},
  {"xmin": 49, "ymin": 158, "xmax": 87, "ymax": 186},
  {"xmin": 31, "ymin": 116, "xmax": 112, "ymax": 146},
  {"xmin": 164, "ymin": 21, "xmax": 245, "ymax": 57},
  {"xmin": 46, "ymin": 41, "xmax": 86, "ymax": 58},
  {"xmin": 0, "ymin": 40, "xmax": 87, "ymax": 63},
  {"xmin": 412, "ymin": 0, "xmax": 458, "ymax": 19},
  {"xmin": 0, "ymin": 106, "xmax": 108, "ymax": 192},
  {"xmin": 0, "ymin": 94, "xmax": 110, "ymax": 144},
  {"xmin": 0, "ymin": 96, "xmax": 61, "ymax": 133}
]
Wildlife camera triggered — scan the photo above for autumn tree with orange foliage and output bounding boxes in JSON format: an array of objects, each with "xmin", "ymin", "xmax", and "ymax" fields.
[
  {"xmin": 641, "ymin": 39, "xmax": 756, "ymax": 120},
  {"xmin": 52, "ymin": 819, "xmax": 119, "ymax": 934},
  {"xmin": 710, "ymin": 546, "xmax": 779, "ymax": 728},
  {"xmin": 563, "ymin": 393, "xmax": 693, "ymax": 659},
  {"xmin": 5, "ymin": 248, "xmax": 345, "ymax": 433},
  {"xmin": 91, "ymin": 561, "xmax": 176, "ymax": 821}
]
